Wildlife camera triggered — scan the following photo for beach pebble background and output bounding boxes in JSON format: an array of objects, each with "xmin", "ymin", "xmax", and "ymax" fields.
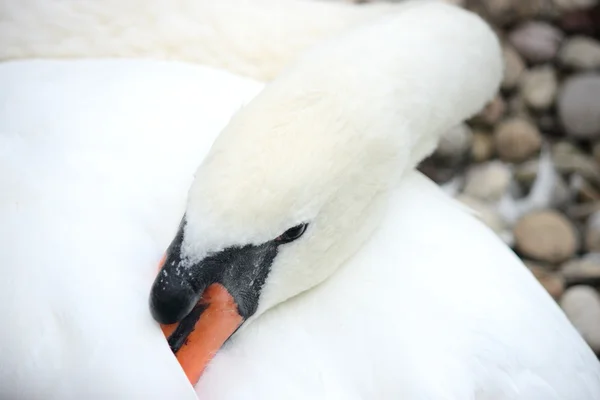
[{"xmin": 345, "ymin": 0, "xmax": 600, "ymax": 355}]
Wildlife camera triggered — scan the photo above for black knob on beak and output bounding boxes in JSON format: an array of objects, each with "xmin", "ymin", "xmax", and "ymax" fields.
[{"xmin": 150, "ymin": 272, "xmax": 199, "ymax": 325}]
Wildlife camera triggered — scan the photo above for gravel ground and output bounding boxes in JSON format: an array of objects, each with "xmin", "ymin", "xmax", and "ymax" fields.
[{"xmin": 344, "ymin": 0, "xmax": 600, "ymax": 355}]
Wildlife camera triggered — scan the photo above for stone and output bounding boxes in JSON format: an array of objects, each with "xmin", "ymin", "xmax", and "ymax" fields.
[
  {"xmin": 585, "ymin": 211, "xmax": 600, "ymax": 251},
  {"xmin": 520, "ymin": 65, "xmax": 558, "ymax": 110},
  {"xmin": 566, "ymin": 201, "xmax": 600, "ymax": 220},
  {"xmin": 559, "ymin": 36, "xmax": 600, "ymax": 70},
  {"xmin": 507, "ymin": 94, "xmax": 529, "ymax": 117},
  {"xmin": 494, "ymin": 118, "xmax": 542, "ymax": 162},
  {"xmin": 475, "ymin": 95, "xmax": 506, "ymax": 126},
  {"xmin": 593, "ymin": 142, "xmax": 600, "ymax": 164},
  {"xmin": 553, "ymin": 0, "xmax": 599, "ymax": 11},
  {"xmin": 560, "ymin": 6, "xmax": 600, "ymax": 36},
  {"xmin": 560, "ymin": 285, "xmax": 600, "ymax": 352},
  {"xmin": 552, "ymin": 142, "xmax": 600, "ymax": 187},
  {"xmin": 462, "ymin": 161, "xmax": 512, "ymax": 202},
  {"xmin": 479, "ymin": 0, "xmax": 556, "ymax": 25},
  {"xmin": 471, "ymin": 130, "xmax": 495, "ymax": 163},
  {"xmin": 435, "ymin": 123, "xmax": 473, "ymax": 164},
  {"xmin": 561, "ymin": 254, "xmax": 600, "ymax": 284},
  {"xmin": 558, "ymin": 73, "xmax": 600, "ymax": 139},
  {"xmin": 526, "ymin": 261, "xmax": 566, "ymax": 299},
  {"xmin": 502, "ymin": 45, "xmax": 526, "ymax": 90},
  {"xmin": 536, "ymin": 0, "xmax": 563, "ymax": 19},
  {"xmin": 508, "ymin": 22, "xmax": 564, "ymax": 63},
  {"xmin": 480, "ymin": 0, "xmax": 514, "ymax": 24},
  {"xmin": 514, "ymin": 210, "xmax": 579, "ymax": 263}
]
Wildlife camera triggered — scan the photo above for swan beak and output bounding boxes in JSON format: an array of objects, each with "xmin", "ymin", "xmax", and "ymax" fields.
[
  {"xmin": 158, "ymin": 281, "xmax": 243, "ymax": 386},
  {"xmin": 149, "ymin": 222, "xmax": 277, "ymax": 386}
]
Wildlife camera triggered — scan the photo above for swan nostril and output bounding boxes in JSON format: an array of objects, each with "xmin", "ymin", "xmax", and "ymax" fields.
[{"xmin": 149, "ymin": 276, "xmax": 199, "ymax": 325}]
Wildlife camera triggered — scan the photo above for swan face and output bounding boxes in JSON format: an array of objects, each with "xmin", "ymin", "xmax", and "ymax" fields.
[
  {"xmin": 150, "ymin": 78, "xmax": 406, "ymax": 331},
  {"xmin": 148, "ymin": 78, "xmax": 404, "ymax": 386},
  {"xmin": 148, "ymin": 62, "xmax": 413, "ymax": 385}
]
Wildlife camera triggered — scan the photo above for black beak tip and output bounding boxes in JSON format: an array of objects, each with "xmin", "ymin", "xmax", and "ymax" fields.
[{"xmin": 149, "ymin": 276, "xmax": 198, "ymax": 325}]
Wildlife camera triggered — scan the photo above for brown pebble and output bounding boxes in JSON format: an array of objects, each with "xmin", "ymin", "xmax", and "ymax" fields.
[
  {"xmin": 560, "ymin": 285, "xmax": 600, "ymax": 353},
  {"xmin": 471, "ymin": 130, "xmax": 495, "ymax": 162},
  {"xmin": 494, "ymin": 118, "xmax": 542, "ymax": 162},
  {"xmin": 502, "ymin": 45, "xmax": 526, "ymax": 90},
  {"xmin": 558, "ymin": 36, "xmax": 600, "ymax": 70},
  {"xmin": 514, "ymin": 210, "xmax": 579, "ymax": 263},
  {"xmin": 520, "ymin": 65, "xmax": 558, "ymax": 111},
  {"xmin": 475, "ymin": 95, "xmax": 506, "ymax": 126},
  {"xmin": 585, "ymin": 211, "xmax": 600, "ymax": 252}
]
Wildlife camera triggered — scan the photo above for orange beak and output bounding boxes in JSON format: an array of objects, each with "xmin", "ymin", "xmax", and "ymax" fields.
[{"xmin": 156, "ymin": 255, "xmax": 244, "ymax": 386}]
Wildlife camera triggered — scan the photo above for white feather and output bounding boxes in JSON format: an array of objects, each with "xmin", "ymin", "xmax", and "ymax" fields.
[{"xmin": 1, "ymin": 1, "xmax": 598, "ymax": 399}]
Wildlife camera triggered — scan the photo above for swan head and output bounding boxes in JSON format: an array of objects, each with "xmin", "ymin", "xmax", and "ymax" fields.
[{"xmin": 149, "ymin": 1, "xmax": 502, "ymax": 384}]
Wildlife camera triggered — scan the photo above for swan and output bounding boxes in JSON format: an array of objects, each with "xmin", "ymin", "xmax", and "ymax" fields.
[{"xmin": 1, "ymin": 1, "xmax": 599, "ymax": 400}]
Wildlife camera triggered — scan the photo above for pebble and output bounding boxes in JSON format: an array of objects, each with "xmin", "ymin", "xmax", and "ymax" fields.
[
  {"xmin": 435, "ymin": 123, "xmax": 473, "ymax": 164},
  {"xmin": 526, "ymin": 261, "xmax": 566, "ymax": 299},
  {"xmin": 520, "ymin": 65, "xmax": 558, "ymax": 110},
  {"xmin": 479, "ymin": 0, "xmax": 514, "ymax": 24},
  {"xmin": 560, "ymin": 7, "xmax": 600, "ymax": 36},
  {"xmin": 471, "ymin": 130, "xmax": 495, "ymax": 162},
  {"xmin": 558, "ymin": 36, "xmax": 600, "ymax": 70},
  {"xmin": 566, "ymin": 201, "xmax": 600, "ymax": 220},
  {"xmin": 507, "ymin": 94, "xmax": 529, "ymax": 117},
  {"xmin": 514, "ymin": 209, "xmax": 579, "ymax": 263},
  {"xmin": 552, "ymin": 142, "xmax": 600, "ymax": 186},
  {"xmin": 475, "ymin": 95, "xmax": 506, "ymax": 126},
  {"xmin": 462, "ymin": 161, "xmax": 512, "ymax": 201},
  {"xmin": 558, "ymin": 73, "xmax": 600, "ymax": 139},
  {"xmin": 494, "ymin": 118, "xmax": 542, "ymax": 162},
  {"xmin": 560, "ymin": 285, "xmax": 600, "ymax": 352},
  {"xmin": 585, "ymin": 211, "xmax": 600, "ymax": 251},
  {"xmin": 553, "ymin": 0, "xmax": 599, "ymax": 11},
  {"xmin": 561, "ymin": 254, "xmax": 600, "ymax": 284},
  {"xmin": 593, "ymin": 142, "xmax": 600, "ymax": 164},
  {"xmin": 480, "ymin": 0, "xmax": 549, "ymax": 25},
  {"xmin": 508, "ymin": 21, "xmax": 564, "ymax": 63},
  {"xmin": 502, "ymin": 45, "xmax": 526, "ymax": 90}
]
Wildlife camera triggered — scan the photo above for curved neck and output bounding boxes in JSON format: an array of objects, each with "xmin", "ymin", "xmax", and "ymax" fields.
[{"xmin": 215, "ymin": 2, "xmax": 503, "ymax": 319}]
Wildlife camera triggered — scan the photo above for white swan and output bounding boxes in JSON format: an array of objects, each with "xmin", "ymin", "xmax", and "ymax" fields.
[{"xmin": 1, "ymin": 1, "xmax": 599, "ymax": 399}]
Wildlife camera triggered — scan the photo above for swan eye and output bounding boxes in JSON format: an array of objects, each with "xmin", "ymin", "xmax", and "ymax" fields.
[{"xmin": 276, "ymin": 223, "xmax": 308, "ymax": 244}]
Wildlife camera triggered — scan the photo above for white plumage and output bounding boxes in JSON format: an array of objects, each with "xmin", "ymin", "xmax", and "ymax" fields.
[{"xmin": 0, "ymin": 1, "xmax": 599, "ymax": 399}]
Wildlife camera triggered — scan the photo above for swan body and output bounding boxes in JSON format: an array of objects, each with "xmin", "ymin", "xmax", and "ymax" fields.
[
  {"xmin": 197, "ymin": 171, "xmax": 600, "ymax": 399},
  {"xmin": 0, "ymin": 59, "xmax": 262, "ymax": 399},
  {"xmin": 0, "ymin": 0, "xmax": 399, "ymax": 81},
  {"xmin": 1, "ymin": 1, "xmax": 599, "ymax": 399}
]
